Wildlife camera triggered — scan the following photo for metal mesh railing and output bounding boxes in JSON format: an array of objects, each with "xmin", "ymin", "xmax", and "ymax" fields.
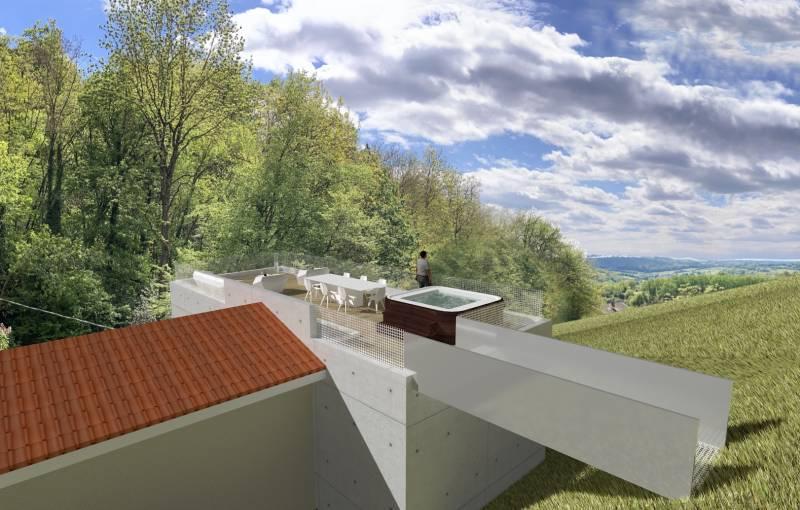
[
  {"xmin": 314, "ymin": 305, "xmax": 405, "ymax": 368},
  {"xmin": 460, "ymin": 301, "xmax": 545, "ymax": 331},
  {"xmin": 275, "ymin": 252, "xmax": 545, "ymax": 315},
  {"xmin": 691, "ymin": 442, "xmax": 720, "ymax": 492},
  {"xmin": 437, "ymin": 275, "xmax": 544, "ymax": 317},
  {"xmin": 181, "ymin": 252, "xmax": 546, "ymax": 317}
]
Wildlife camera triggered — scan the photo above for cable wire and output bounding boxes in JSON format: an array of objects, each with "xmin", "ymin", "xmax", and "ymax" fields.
[{"xmin": 0, "ymin": 297, "xmax": 113, "ymax": 330}]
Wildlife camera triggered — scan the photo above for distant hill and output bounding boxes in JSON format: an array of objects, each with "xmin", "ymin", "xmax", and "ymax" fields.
[
  {"xmin": 490, "ymin": 276, "xmax": 800, "ymax": 509},
  {"xmin": 589, "ymin": 255, "xmax": 800, "ymax": 280}
]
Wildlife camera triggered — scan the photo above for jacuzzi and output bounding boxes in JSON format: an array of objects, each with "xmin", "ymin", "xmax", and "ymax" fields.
[{"xmin": 382, "ymin": 286, "xmax": 502, "ymax": 344}]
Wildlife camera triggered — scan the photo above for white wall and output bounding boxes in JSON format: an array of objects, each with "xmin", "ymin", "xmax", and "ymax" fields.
[
  {"xmin": 171, "ymin": 279, "xmax": 227, "ymax": 317},
  {"xmin": 171, "ymin": 276, "xmax": 315, "ymax": 344},
  {"xmin": 222, "ymin": 277, "xmax": 314, "ymax": 343},
  {"xmin": 0, "ymin": 385, "xmax": 317, "ymax": 510},
  {"xmin": 314, "ymin": 381, "xmax": 401, "ymax": 509},
  {"xmin": 456, "ymin": 317, "xmax": 732, "ymax": 448},
  {"xmin": 312, "ymin": 340, "xmax": 412, "ymax": 509},
  {"xmin": 406, "ymin": 330, "xmax": 702, "ymax": 499},
  {"xmin": 405, "ymin": 394, "xmax": 545, "ymax": 510},
  {"xmin": 169, "ymin": 274, "xmax": 553, "ymax": 508}
]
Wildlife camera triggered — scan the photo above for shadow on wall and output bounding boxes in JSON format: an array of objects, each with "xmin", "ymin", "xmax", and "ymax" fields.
[{"xmin": 314, "ymin": 382, "xmax": 401, "ymax": 509}]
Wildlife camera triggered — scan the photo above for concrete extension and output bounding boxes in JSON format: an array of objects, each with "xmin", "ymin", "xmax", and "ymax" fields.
[{"xmin": 171, "ymin": 273, "xmax": 547, "ymax": 509}]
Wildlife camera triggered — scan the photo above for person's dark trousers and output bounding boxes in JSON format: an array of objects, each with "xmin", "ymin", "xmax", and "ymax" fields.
[{"xmin": 416, "ymin": 275, "xmax": 430, "ymax": 288}]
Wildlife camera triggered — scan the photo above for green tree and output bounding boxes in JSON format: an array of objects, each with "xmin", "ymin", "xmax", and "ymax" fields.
[
  {"xmin": 511, "ymin": 213, "xmax": 599, "ymax": 321},
  {"xmin": 208, "ymin": 73, "xmax": 357, "ymax": 256},
  {"xmin": 17, "ymin": 21, "xmax": 82, "ymax": 233},
  {"xmin": 0, "ymin": 141, "xmax": 32, "ymax": 268},
  {"xmin": 0, "ymin": 323, "xmax": 11, "ymax": 351},
  {"xmin": 103, "ymin": 0, "xmax": 251, "ymax": 266},
  {"xmin": 1, "ymin": 229, "xmax": 116, "ymax": 344}
]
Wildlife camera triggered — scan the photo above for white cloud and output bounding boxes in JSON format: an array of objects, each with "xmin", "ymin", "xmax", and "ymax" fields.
[
  {"xmin": 0, "ymin": 27, "xmax": 6, "ymax": 36},
  {"xmin": 626, "ymin": 0, "xmax": 800, "ymax": 68},
  {"xmin": 466, "ymin": 163, "xmax": 800, "ymax": 258},
  {"xmin": 232, "ymin": 0, "xmax": 800, "ymax": 257}
]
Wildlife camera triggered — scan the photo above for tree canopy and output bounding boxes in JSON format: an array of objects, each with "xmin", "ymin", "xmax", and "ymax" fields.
[{"xmin": 0, "ymin": 5, "xmax": 598, "ymax": 345}]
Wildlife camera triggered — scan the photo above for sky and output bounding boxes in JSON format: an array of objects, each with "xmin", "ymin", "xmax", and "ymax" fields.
[{"xmin": 2, "ymin": 0, "xmax": 800, "ymax": 259}]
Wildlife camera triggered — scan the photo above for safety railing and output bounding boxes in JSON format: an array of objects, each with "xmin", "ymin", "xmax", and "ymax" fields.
[{"xmin": 314, "ymin": 305, "xmax": 405, "ymax": 368}]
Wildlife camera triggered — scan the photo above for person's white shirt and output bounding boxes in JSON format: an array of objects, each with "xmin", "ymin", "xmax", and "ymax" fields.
[
  {"xmin": 416, "ymin": 257, "xmax": 429, "ymax": 276},
  {"xmin": 252, "ymin": 275, "xmax": 264, "ymax": 285}
]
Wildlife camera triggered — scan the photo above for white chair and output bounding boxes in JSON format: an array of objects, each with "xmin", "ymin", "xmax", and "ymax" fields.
[
  {"xmin": 366, "ymin": 286, "xmax": 386, "ymax": 313},
  {"xmin": 378, "ymin": 278, "xmax": 387, "ymax": 285},
  {"xmin": 303, "ymin": 278, "xmax": 321, "ymax": 301},
  {"xmin": 298, "ymin": 267, "xmax": 329, "ymax": 284},
  {"xmin": 333, "ymin": 286, "xmax": 358, "ymax": 313},
  {"xmin": 343, "ymin": 272, "xmax": 351, "ymax": 278},
  {"xmin": 360, "ymin": 275, "xmax": 368, "ymax": 281},
  {"xmin": 319, "ymin": 283, "xmax": 331, "ymax": 307},
  {"xmin": 295, "ymin": 269, "xmax": 308, "ymax": 286}
]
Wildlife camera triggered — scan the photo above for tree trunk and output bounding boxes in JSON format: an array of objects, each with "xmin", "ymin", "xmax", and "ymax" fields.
[
  {"xmin": 158, "ymin": 164, "xmax": 172, "ymax": 267},
  {"xmin": 45, "ymin": 142, "xmax": 64, "ymax": 234},
  {"xmin": 157, "ymin": 148, "xmax": 180, "ymax": 267}
]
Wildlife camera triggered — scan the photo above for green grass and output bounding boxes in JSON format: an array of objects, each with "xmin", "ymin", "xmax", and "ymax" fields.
[{"xmin": 488, "ymin": 276, "xmax": 800, "ymax": 510}]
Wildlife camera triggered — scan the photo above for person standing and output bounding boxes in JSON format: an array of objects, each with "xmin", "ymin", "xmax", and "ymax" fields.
[{"xmin": 416, "ymin": 251, "xmax": 432, "ymax": 288}]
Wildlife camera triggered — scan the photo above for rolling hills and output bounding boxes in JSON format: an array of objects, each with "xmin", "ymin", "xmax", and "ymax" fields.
[
  {"xmin": 589, "ymin": 256, "xmax": 800, "ymax": 280},
  {"xmin": 488, "ymin": 276, "xmax": 800, "ymax": 509}
]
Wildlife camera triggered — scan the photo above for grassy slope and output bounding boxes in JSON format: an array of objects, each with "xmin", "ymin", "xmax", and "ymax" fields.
[{"xmin": 488, "ymin": 276, "xmax": 800, "ymax": 510}]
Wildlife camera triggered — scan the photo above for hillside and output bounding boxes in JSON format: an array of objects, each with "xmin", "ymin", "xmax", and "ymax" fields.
[{"xmin": 488, "ymin": 276, "xmax": 800, "ymax": 509}]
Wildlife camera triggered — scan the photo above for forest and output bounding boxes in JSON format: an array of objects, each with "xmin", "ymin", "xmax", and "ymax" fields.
[
  {"xmin": 600, "ymin": 273, "xmax": 775, "ymax": 308},
  {"xmin": 0, "ymin": 0, "xmax": 598, "ymax": 347}
]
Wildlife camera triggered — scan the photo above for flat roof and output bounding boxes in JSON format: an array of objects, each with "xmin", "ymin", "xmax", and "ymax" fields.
[{"xmin": 0, "ymin": 303, "xmax": 324, "ymax": 475}]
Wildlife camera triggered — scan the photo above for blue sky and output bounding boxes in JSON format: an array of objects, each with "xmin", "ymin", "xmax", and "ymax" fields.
[{"xmin": 3, "ymin": 0, "xmax": 800, "ymax": 258}]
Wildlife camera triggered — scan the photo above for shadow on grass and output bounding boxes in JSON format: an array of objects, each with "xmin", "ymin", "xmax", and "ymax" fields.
[
  {"xmin": 726, "ymin": 418, "xmax": 783, "ymax": 445},
  {"xmin": 693, "ymin": 463, "xmax": 760, "ymax": 496},
  {"xmin": 489, "ymin": 449, "xmax": 761, "ymax": 508},
  {"xmin": 488, "ymin": 450, "xmax": 659, "ymax": 509}
]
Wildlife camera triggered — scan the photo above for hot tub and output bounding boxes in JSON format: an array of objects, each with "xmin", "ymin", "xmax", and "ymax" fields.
[{"xmin": 382, "ymin": 286, "xmax": 502, "ymax": 344}]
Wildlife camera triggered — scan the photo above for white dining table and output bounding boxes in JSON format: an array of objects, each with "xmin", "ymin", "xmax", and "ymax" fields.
[{"xmin": 305, "ymin": 273, "xmax": 384, "ymax": 307}]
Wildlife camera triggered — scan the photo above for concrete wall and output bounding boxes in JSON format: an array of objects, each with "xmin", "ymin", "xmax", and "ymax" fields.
[
  {"xmin": 406, "ymin": 330, "xmax": 703, "ymax": 499},
  {"xmin": 171, "ymin": 275, "xmax": 315, "ymax": 345},
  {"xmin": 405, "ymin": 391, "xmax": 545, "ymax": 510},
  {"xmin": 171, "ymin": 278, "xmax": 227, "ymax": 317},
  {"xmin": 312, "ymin": 339, "xmax": 412, "ymax": 509},
  {"xmin": 312, "ymin": 338, "xmax": 545, "ymax": 510},
  {"xmin": 0, "ymin": 385, "xmax": 317, "ymax": 510},
  {"xmin": 456, "ymin": 317, "xmax": 732, "ymax": 448},
  {"xmin": 170, "ymin": 275, "xmax": 549, "ymax": 508}
]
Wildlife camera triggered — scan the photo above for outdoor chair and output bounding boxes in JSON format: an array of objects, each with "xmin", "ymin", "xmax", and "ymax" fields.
[
  {"xmin": 303, "ymin": 278, "xmax": 321, "ymax": 301},
  {"xmin": 319, "ymin": 283, "xmax": 330, "ymax": 306},
  {"xmin": 366, "ymin": 286, "xmax": 386, "ymax": 313},
  {"xmin": 360, "ymin": 275, "xmax": 368, "ymax": 281},
  {"xmin": 333, "ymin": 286, "xmax": 359, "ymax": 313},
  {"xmin": 378, "ymin": 278, "xmax": 387, "ymax": 285},
  {"xmin": 319, "ymin": 283, "xmax": 337, "ymax": 307},
  {"xmin": 295, "ymin": 269, "xmax": 308, "ymax": 286},
  {"xmin": 343, "ymin": 272, "xmax": 351, "ymax": 278}
]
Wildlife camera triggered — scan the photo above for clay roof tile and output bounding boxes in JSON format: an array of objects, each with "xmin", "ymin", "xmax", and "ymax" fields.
[{"xmin": 0, "ymin": 303, "xmax": 324, "ymax": 476}]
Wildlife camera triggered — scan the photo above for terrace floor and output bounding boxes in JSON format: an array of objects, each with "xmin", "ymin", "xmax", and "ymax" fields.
[{"xmin": 231, "ymin": 272, "xmax": 386, "ymax": 323}]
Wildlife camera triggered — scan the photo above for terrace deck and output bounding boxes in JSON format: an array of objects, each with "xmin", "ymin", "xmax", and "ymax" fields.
[{"xmin": 229, "ymin": 273, "xmax": 385, "ymax": 323}]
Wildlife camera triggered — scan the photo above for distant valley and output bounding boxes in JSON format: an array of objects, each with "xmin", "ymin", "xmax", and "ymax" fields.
[{"xmin": 589, "ymin": 256, "xmax": 800, "ymax": 281}]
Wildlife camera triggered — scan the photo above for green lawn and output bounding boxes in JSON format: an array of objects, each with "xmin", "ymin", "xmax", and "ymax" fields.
[{"xmin": 488, "ymin": 276, "xmax": 800, "ymax": 509}]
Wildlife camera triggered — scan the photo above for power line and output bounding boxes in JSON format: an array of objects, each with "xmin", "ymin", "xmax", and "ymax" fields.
[{"xmin": 0, "ymin": 297, "xmax": 113, "ymax": 330}]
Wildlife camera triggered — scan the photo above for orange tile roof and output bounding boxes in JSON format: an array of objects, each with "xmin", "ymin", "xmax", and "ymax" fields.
[{"xmin": 0, "ymin": 303, "xmax": 324, "ymax": 476}]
